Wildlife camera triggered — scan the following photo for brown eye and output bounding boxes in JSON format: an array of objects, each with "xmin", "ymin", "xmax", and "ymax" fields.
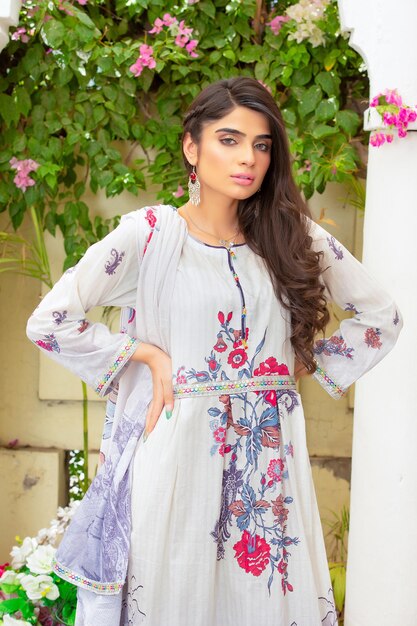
[{"xmin": 220, "ymin": 137, "xmax": 237, "ymax": 145}]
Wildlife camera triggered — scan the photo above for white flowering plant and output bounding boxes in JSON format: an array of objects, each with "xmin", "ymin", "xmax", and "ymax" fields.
[{"xmin": 0, "ymin": 503, "xmax": 79, "ymax": 626}]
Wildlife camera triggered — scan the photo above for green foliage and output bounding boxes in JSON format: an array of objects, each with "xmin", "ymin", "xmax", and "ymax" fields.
[
  {"xmin": 0, "ymin": 0, "xmax": 368, "ymax": 268},
  {"xmin": 325, "ymin": 505, "xmax": 350, "ymax": 622}
]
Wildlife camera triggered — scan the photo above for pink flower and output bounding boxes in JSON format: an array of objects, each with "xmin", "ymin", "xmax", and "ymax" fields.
[
  {"xmin": 185, "ymin": 39, "xmax": 198, "ymax": 57},
  {"xmin": 407, "ymin": 109, "xmax": 417, "ymax": 122},
  {"xmin": 384, "ymin": 88, "xmax": 402, "ymax": 107},
  {"xmin": 267, "ymin": 458, "xmax": 285, "ymax": 482},
  {"xmin": 267, "ymin": 15, "xmax": 289, "ymax": 36},
  {"xmin": 162, "ymin": 13, "xmax": 177, "ymax": 27},
  {"xmin": 383, "ymin": 112, "xmax": 396, "ymax": 126},
  {"xmin": 214, "ymin": 427, "xmax": 226, "ymax": 443},
  {"xmin": 385, "ymin": 133, "xmax": 394, "ymax": 143},
  {"xmin": 75, "ymin": 0, "xmax": 88, "ymax": 4},
  {"xmin": 398, "ymin": 127, "xmax": 407, "ymax": 138},
  {"xmin": 173, "ymin": 184, "xmax": 184, "ymax": 198},
  {"xmin": 11, "ymin": 27, "xmax": 29, "ymax": 43},
  {"xmin": 10, "ymin": 157, "xmax": 40, "ymax": 192},
  {"xmin": 175, "ymin": 34, "xmax": 189, "ymax": 48},
  {"xmin": 129, "ymin": 44, "xmax": 156, "ymax": 77},
  {"xmin": 149, "ymin": 17, "xmax": 165, "ymax": 34},
  {"xmin": 370, "ymin": 132, "xmax": 386, "ymax": 147},
  {"xmin": 370, "ymin": 95, "xmax": 381, "ymax": 108}
]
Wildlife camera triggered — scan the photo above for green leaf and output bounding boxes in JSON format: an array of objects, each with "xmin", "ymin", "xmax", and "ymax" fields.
[
  {"xmin": 199, "ymin": 0, "xmax": 216, "ymax": 18},
  {"xmin": 291, "ymin": 66, "xmax": 312, "ymax": 87},
  {"xmin": 336, "ymin": 110, "xmax": 361, "ymax": 136},
  {"xmin": 298, "ymin": 85, "xmax": 322, "ymax": 118},
  {"xmin": 15, "ymin": 86, "xmax": 31, "ymax": 117},
  {"xmin": 0, "ymin": 94, "xmax": 19, "ymax": 126},
  {"xmin": 315, "ymin": 71, "xmax": 340, "ymax": 97},
  {"xmin": 239, "ymin": 46, "xmax": 262, "ymax": 63},
  {"xmin": 41, "ymin": 20, "xmax": 66, "ymax": 49},
  {"xmin": 312, "ymin": 124, "xmax": 338, "ymax": 139},
  {"xmin": 315, "ymin": 99, "xmax": 338, "ymax": 122}
]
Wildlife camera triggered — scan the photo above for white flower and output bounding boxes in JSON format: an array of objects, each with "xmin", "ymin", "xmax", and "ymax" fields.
[
  {"xmin": 10, "ymin": 537, "xmax": 38, "ymax": 569},
  {"xmin": 19, "ymin": 573, "xmax": 59, "ymax": 601},
  {"xmin": 3, "ymin": 615, "xmax": 33, "ymax": 625},
  {"xmin": 0, "ymin": 570, "xmax": 20, "ymax": 586},
  {"xmin": 26, "ymin": 545, "xmax": 56, "ymax": 575}
]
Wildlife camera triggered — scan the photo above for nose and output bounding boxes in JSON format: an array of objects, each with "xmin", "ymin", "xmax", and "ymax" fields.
[{"xmin": 238, "ymin": 143, "xmax": 255, "ymax": 167}]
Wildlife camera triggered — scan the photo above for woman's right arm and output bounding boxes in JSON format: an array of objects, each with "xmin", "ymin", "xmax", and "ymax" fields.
[{"xmin": 27, "ymin": 210, "xmax": 145, "ymax": 398}]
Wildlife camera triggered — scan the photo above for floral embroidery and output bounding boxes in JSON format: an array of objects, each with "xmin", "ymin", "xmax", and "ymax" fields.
[
  {"xmin": 364, "ymin": 327, "xmax": 382, "ymax": 349},
  {"xmin": 104, "ymin": 248, "xmax": 125, "ymax": 275},
  {"xmin": 145, "ymin": 208, "xmax": 157, "ymax": 228},
  {"xmin": 143, "ymin": 207, "xmax": 159, "ymax": 255},
  {"xmin": 318, "ymin": 588, "xmax": 338, "ymax": 625},
  {"xmin": 327, "ymin": 235, "xmax": 344, "ymax": 260},
  {"xmin": 228, "ymin": 347, "xmax": 248, "ymax": 369},
  {"xmin": 313, "ymin": 362, "xmax": 346, "ymax": 399},
  {"xmin": 393, "ymin": 309, "xmax": 399, "ymax": 325},
  {"xmin": 267, "ymin": 458, "xmax": 288, "ymax": 483},
  {"xmin": 205, "ymin": 351, "xmax": 221, "ymax": 376},
  {"xmin": 52, "ymin": 310, "xmax": 67, "ymax": 325},
  {"xmin": 77, "ymin": 319, "xmax": 89, "ymax": 333},
  {"xmin": 233, "ymin": 530, "xmax": 271, "ymax": 576},
  {"xmin": 344, "ymin": 302, "xmax": 362, "ymax": 315},
  {"xmin": 35, "ymin": 333, "xmax": 60, "ymax": 353},
  {"xmin": 284, "ymin": 442, "xmax": 294, "ymax": 457},
  {"xmin": 95, "ymin": 337, "xmax": 138, "ymax": 395},
  {"xmin": 314, "ymin": 335, "xmax": 354, "ymax": 359},
  {"xmin": 128, "ymin": 307, "xmax": 136, "ymax": 324}
]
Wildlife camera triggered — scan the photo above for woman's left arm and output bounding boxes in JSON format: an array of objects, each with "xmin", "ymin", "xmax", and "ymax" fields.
[{"xmin": 307, "ymin": 218, "xmax": 403, "ymax": 399}]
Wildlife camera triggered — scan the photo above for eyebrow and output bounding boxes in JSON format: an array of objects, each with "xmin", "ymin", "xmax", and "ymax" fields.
[{"xmin": 215, "ymin": 127, "xmax": 272, "ymax": 139}]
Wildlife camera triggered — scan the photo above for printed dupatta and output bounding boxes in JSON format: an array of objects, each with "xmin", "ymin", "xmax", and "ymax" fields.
[{"xmin": 52, "ymin": 205, "xmax": 188, "ymax": 596}]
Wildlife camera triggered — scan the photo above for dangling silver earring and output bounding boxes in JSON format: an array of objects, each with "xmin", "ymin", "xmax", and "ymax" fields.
[{"xmin": 188, "ymin": 166, "xmax": 201, "ymax": 206}]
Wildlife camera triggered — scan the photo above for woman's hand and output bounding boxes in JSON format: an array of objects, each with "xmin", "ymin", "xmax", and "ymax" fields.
[{"xmin": 131, "ymin": 343, "xmax": 174, "ymax": 439}]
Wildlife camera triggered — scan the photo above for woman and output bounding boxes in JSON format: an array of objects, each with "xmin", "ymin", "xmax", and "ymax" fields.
[{"xmin": 27, "ymin": 77, "xmax": 402, "ymax": 626}]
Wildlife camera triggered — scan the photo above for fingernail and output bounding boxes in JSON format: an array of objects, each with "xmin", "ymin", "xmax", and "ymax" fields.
[
  {"xmin": 143, "ymin": 431, "xmax": 148, "ymax": 442},
  {"xmin": 165, "ymin": 409, "xmax": 172, "ymax": 420}
]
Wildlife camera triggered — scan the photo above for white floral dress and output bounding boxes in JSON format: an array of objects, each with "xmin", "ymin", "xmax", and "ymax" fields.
[{"xmin": 27, "ymin": 205, "xmax": 402, "ymax": 626}]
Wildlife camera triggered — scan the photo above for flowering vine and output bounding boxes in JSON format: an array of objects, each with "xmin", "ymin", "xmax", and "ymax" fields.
[{"xmin": 369, "ymin": 88, "xmax": 417, "ymax": 147}]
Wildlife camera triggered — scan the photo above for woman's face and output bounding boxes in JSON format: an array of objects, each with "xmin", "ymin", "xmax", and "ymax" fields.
[{"xmin": 184, "ymin": 105, "xmax": 272, "ymax": 203}]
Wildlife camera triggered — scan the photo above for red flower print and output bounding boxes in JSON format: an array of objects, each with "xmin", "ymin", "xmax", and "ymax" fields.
[
  {"xmin": 218, "ymin": 311, "xmax": 225, "ymax": 324},
  {"xmin": 145, "ymin": 208, "xmax": 157, "ymax": 228},
  {"xmin": 254, "ymin": 356, "xmax": 290, "ymax": 377},
  {"xmin": 36, "ymin": 339, "xmax": 53, "ymax": 351},
  {"xmin": 227, "ymin": 348, "xmax": 248, "ymax": 369},
  {"xmin": 364, "ymin": 327, "xmax": 382, "ymax": 349},
  {"xmin": 207, "ymin": 356, "xmax": 219, "ymax": 372},
  {"xmin": 214, "ymin": 334, "xmax": 228, "ymax": 353},
  {"xmin": 227, "ymin": 311, "xmax": 233, "ymax": 322},
  {"xmin": 214, "ymin": 427, "xmax": 226, "ymax": 443},
  {"xmin": 218, "ymin": 444, "xmax": 225, "ymax": 456},
  {"xmin": 233, "ymin": 530, "xmax": 271, "ymax": 576},
  {"xmin": 143, "ymin": 229, "xmax": 153, "ymax": 255},
  {"xmin": 278, "ymin": 559, "xmax": 287, "ymax": 574},
  {"xmin": 264, "ymin": 390, "xmax": 277, "ymax": 406},
  {"xmin": 267, "ymin": 458, "xmax": 285, "ymax": 483}
]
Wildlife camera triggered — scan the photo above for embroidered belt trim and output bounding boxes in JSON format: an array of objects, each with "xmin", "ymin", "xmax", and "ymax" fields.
[
  {"xmin": 173, "ymin": 375, "xmax": 297, "ymax": 399},
  {"xmin": 52, "ymin": 558, "xmax": 124, "ymax": 595}
]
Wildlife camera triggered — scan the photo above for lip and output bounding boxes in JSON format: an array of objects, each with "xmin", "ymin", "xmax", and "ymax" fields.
[{"xmin": 231, "ymin": 174, "xmax": 255, "ymax": 186}]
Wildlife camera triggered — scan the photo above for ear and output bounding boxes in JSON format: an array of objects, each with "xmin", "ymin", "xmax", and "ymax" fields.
[{"xmin": 182, "ymin": 131, "xmax": 198, "ymax": 166}]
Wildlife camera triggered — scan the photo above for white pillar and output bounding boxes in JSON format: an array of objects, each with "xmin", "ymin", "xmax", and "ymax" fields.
[
  {"xmin": 338, "ymin": 1, "xmax": 417, "ymax": 625},
  {"xmin": 0, "ymin": 0, "xmax": 22, "ymax": 52}
]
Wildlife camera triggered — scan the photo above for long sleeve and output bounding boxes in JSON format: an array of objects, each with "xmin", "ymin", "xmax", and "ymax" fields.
[
  {"xmin": 26, "ymin": 208, "xmax": 156, "ymax": 397},
  {"xmin": 307, "ymin": 218, "xmax": 403, "ymax": 399}
]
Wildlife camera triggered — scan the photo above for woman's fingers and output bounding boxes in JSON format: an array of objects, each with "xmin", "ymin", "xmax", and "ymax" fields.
[{"xmin": 144, "ymin": 357, "xmax": 174, "ymax": 439}]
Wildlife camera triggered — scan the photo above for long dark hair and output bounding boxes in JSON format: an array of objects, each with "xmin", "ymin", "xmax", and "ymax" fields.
[{"xmin": 182, "ymin": 77, "xmax": 329, "ymax": 372}]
